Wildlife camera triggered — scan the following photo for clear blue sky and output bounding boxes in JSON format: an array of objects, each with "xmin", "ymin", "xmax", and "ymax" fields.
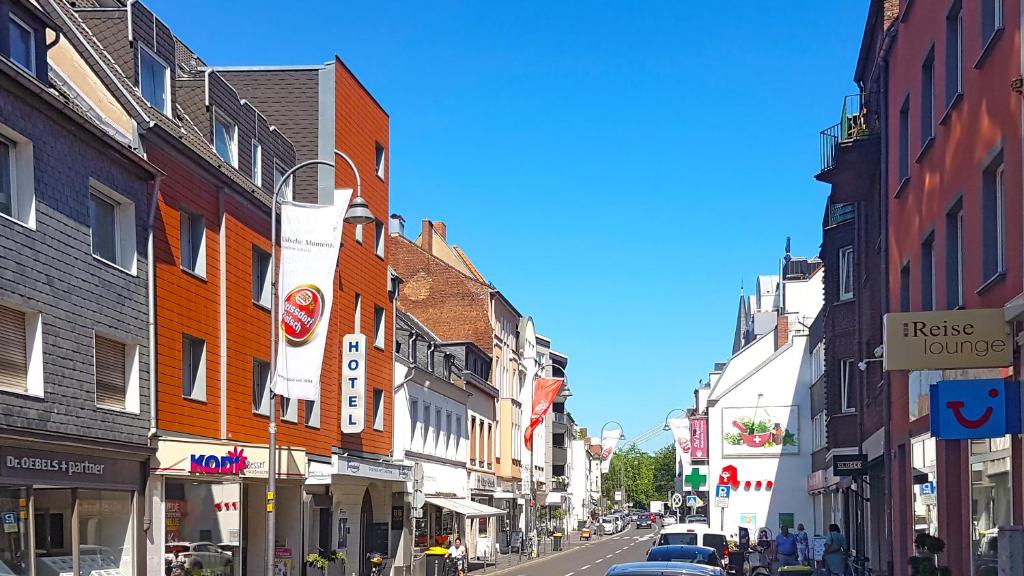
[{"xmin": 149, "ymin": 1, "xmax": 867, "ymax": 449}]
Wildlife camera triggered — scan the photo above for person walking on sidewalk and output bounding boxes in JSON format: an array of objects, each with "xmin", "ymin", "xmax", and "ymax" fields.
[
  {"xmin": 446, "ymin": 537, "xmax": 468, "ymax": 576},
  {"xmin": 823, "ymin": 524, "xmax": 848, "ymax": 576},
  {"xmin": 795, "ymin": 523, "xmax": 810, "ymax": 566},
  {"xmin": 776, "ymin": 526, "xmax": 799, "ymax": 568}
]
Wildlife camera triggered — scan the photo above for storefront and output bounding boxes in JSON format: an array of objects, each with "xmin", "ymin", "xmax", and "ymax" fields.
[
  {"xmin": 0, "ymin": 444, "xmax": 148, "ymax": 576},
  {"xmin": 467, "ymin": 472, "xmax": 498, "ymax": 559},
  {"xmin": 149, "ymin": 438, "xmax": 306, "ymax": 576},
  {"xmin": 492, "ymin": 480, "xmax": 522, "ymax": 554}
]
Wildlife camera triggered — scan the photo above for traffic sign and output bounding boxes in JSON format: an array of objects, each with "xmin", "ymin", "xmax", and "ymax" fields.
[
  {"xmin": 685, "ymin": 495, "xmax": 700, "ymax": 508},
  {"xmin": 715, "ymin": 496, "xmax": 729, "ymax": 508},
  {"xmin": 715, "ymin": 485, "xmax": 731, "ymax": 499},
  {"xmin": 670, "ymin": 493, "xmax": 683, "ymax": 508}
]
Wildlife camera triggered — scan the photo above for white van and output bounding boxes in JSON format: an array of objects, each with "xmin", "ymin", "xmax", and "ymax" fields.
[{"xmin": 651, "ymin": 523, "xmax": 731, "ymax": 564}]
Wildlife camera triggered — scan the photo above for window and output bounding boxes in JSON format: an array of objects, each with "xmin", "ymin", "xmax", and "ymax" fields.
[
  {"xmin": 304, "ymin": 399, "xmax": 319, "ymax": 427},
  {"xmin": 182, "ymin": 335, "xmax": 206, "ymax": 401},
  {"xmin": 982, "ymin": 157, "xmax": 1005, "ymax": 282},
  {"xmin": 213, "ymin": 110, "xmax": 237, "ymax": 167},
  {"xmin": 94, "ymin": 334, "xmax": 129, "ymax": 411},
  {"xmin": 89, "ymin": 182, "xmax": 137, "ymax": 273},
  {"xmin": 0, "ymin": 303, "xmax": 42, "ymax": 396},
  {"xmin": 423, "ymin": 402, "xmax": 431, "ymax": 447},
  {"xmin": 139, "ymin": 45, "xmax": 169, "ymax": 114},
  {"xmin": 251, "ymin": 140, "xmax": 262, "ymax": 185},
  {"xmin": 945, "ymin": 1, "xmax": 963, "ymax": 107},
  {"xmin": 838, "ymin": 246, "xmax": 854, "ymax": 301},
  {"xmin": 179, "ymin": 210, "xmax": 206, "ymax": 277},
  {"xmin": 373, "ymin": 305, "xmax": 385, "ymax": 349},
  {"xmin": 252, "ymin": 247, "xmax": 271, "ymax": 308},
  {"xmin": 900, "ymin": 262, "xmax": 912, "ymax": 312},
  {"xmin": 0, "ymin": 126, "xmax": 35, "ymax": 227},
  {"xmin": 372, "ymin": 388, "xmax": 385, "ymax": 431},
  {"xmin": 281, "ymin": 394, "xmax": 298, "ymax": 422},
  {"xmin": 8, "ymin": 15, "xmax": 34, "ymax": 73},
  {"xmin": 273, "ymin": 161, "xmax": 292, "ymax": 198},
  {"xmin": 898, "ymin": 96, "xmax": 910, "ymax": 183},
  {"xmin": 921, "ymin": 233, "xmax": 935, "ymax": 311},
  {"xmin": 411, "ymin": 399, "xmax": 420, "ymax": 444},
  {"xmin": 252, "ymin": 358, "xmax": 270, "ymax": 414},
  {"xmin": 374, "ymin": 220, "xmax": 385, "ymax": 258},
  {"xmin": 920, "ymin": 48, "xmax": 934, "ymax": 148},
  {"xmin": 840, "ymin": 358, "xmax": 855, "ymax": 413},
  {"xmin": 485, "ymin": 422, "xmax": 492, "ymax": 467},
  {"xmin": 434, "ymin": 407, "xmax": 442, "ymax": 450},
  {"xmin": 354, "ymin": 293, "xmax": 362, "ymax": 334},
  {"xmin": 374, "ymin": 142, "xmax": 386, "ymax": 179},
  {"xmin": 970, "ymin": 436, "xmax": 1012, "ymax": 575},
  {"xmin": 812, "ymin": 411, "xmax": 827, "ymax": 451},
  {"xmin": 946, "ymin": 200, "xmax": 964, "ymax": 308},
  {"xmin": 455, "ymin": 415, "xmax": 462, "ymax": 452},
  {"xmin": 445, "ymin": 411, "xmax": 453, "ymax": 452},
  {"xmin": 981, "ymin": 0, "xmax": 1003, "ymax": 48},
  {"xmin": 355, "ymin": 223, "xmax": 364, "ymax": 243}
]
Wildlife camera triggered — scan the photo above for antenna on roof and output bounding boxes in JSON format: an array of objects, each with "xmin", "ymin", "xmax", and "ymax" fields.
[{"xmin": 784, "ymin": 236, "xmax": 792, "ymax": 263}]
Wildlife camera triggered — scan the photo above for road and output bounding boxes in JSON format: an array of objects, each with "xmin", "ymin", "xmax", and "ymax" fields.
[{"xmin": 492, "ymin": 526, "xmax": 657, "ymax": 576}]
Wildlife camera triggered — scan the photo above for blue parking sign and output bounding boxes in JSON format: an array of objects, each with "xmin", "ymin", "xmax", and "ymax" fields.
[{"xmin": 716, "ymin": 485, "xmax": 731, "ymax": 499}]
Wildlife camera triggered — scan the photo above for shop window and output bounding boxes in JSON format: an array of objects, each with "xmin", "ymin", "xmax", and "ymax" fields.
[
  {"xmin": 970, "ymin": 436, "xmax": 1011, "ymax": 574},
  {"xmin": 0, "ymin": 487, "xmax": 29, "ymax": 576},
  {"xmin": 910, "ymin": 435, "xmax": 938, "ymax": 538},
  {"xmin": 78, "ymin": 490, "xmax": 133, "ymax": 576},
  {"xmin": 32, "ymin": 489, "xmax": 72, "ymax": 573}
]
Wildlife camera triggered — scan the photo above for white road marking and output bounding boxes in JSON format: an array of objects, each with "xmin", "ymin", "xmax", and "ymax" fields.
[
  {"xmin": 566, "ymin": 572, "xmax": 575, "ymax": 576},
  {"xmin": 595, "ymin": 558, "xmax": 604, "ymax": 564},
  {"xmin": 581, "ymin": 565, "xmax": 591, "ymax": 570}
]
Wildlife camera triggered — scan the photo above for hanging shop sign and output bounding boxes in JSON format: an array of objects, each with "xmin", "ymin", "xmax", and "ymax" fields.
[
  {"xmin": 883, "ymin": 309, "xmax": 1011, "ymax": 371},
  {"xmin": 715, "ymin": 465, "xmax": 774, "ymax": 492},
  {"xmin": 930, "ymin": 379, "xmax": 1022, "ymax": 439},
  {"xmin": 0, "ymin": 447, "xmax": 140, "ymax": 489},
  {"xmin": 334, "ymin": 454, "xmax": 411, "ymax": 482},
  {"xmin": 152, "ymin": 439, "xmax": 305, "ymax": 479},
  {"xmin": 832, "ymin": 454, "xmax": 868, "ymax": 476},
  {"xmin": 341, "ymin": 333, "xmax": 367, "ymax": 433},
  {"xmin": 683, "ymin": 467, "xmax": 708, "ymax": 490},
  {"xmin": 272, "ymin": 193, "xmax": 350, "ymax": 400},
  {"xmin": 689, "ymin": 417, "xmax": 709, "ymax": 460}
]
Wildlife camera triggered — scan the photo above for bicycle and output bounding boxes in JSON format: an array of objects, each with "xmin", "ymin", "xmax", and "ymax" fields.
[
  {"xmin": 367, "ymin": 552, "xmax": 388, "ymax": 576},
  {"xmin": 849, "ymin": 555, "xmax": 873, "ymax": 576}
]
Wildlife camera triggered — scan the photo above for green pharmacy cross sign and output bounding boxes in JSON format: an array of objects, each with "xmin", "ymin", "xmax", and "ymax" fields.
[{"xmin": 684, "ymin": 467, "xmax": 707, "ymax": 490}]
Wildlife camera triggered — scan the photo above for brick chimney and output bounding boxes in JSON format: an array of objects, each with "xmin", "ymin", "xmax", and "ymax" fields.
[
  {"xmin": 776, "ymin": 314, "xmax": 790, "ymax": 349},
  {"xmin": 421, "ymin": 219, "xmax": 433, "ymax": 253},
  {"xmin": 433, "ymin": 221, "xmax": 447, "ymax": 241}
]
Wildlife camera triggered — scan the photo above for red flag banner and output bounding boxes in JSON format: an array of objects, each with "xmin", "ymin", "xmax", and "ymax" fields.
[{"xmin": 524, "ymin": 378, "xmax": 564, "ymax": 451}]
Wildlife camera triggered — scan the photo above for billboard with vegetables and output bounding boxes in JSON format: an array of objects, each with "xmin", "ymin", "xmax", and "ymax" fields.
[{"xmin": 721, "ymin": 406, "xmax": 799, "ymax": 456}]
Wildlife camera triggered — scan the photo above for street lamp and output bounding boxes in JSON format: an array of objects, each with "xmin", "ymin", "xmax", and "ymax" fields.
[
  {"xmin": 599, "ymin": 421, "xmax": 625, "ymax": 512},
  {"xmin": 525, "ymin": 361, "xmax": 568, "ymax": 557},
  {"xmin": 662, "ymin": 408, "xmax": 686, "ymax": 431},
  {"xmin": 266, "ymin": 152, "xmax": 375, "ymax": 576}
]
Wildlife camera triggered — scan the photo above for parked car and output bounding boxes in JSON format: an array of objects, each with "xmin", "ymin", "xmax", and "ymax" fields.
[
  {"xmin": 165, "ymin": 542, "xmax": 232, "ymax": 575},
  {"xmin": 661, "ymin": 514, "xmax": 678, "ymax": 527},
  {"xmin": 636, "ymin": 514, "xmax": 653, "ymax": 529},
  {"xmin": 684, "ymin": 514, "xmax": 708, "ymax": 525},
  {"xmin": 606, "ymin": 562, "xmax": 722, "ymax": 576},
  {"xmin": 653, "ymin": 525, "xmax": 730, "ymax": 565},
  {"xmin": 599, "ymin": 516, "xmax": 617, "ymax": 535},
  {"xmin": 646, "ymin": 545, "xmax": 724, "ymax": 575}
]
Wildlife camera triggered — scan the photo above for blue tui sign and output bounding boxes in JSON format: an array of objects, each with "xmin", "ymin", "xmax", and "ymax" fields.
[{"xmin": 930, "ymin": 379, "xmax": 1022, "ymax": 439}]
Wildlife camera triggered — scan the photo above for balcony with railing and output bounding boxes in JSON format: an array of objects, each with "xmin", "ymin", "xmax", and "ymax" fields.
[{"xmin": 818, "ymin": 93, "xmax": 879, "ymax": 177}]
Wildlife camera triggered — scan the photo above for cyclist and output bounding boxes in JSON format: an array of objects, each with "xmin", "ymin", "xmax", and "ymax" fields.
[{"xmin": 446, "ymin": 536, "xmax": 468, "ymax": 576}]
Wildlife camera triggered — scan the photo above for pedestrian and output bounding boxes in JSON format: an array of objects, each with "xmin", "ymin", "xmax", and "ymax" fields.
[
  {"xmin": 446, "ymin": 536, "xmax": 468, "ymax": 576},
  {"xmin": 823, "ymin": 524, "xmax": 848, "ymax": 576},
  {"xmin": 776, "ymin": 525, "xmax": 799, "ymax": 568},
  {"xmin": 795, "ymin": 523, "xmax": 810, "ymax": 566}
]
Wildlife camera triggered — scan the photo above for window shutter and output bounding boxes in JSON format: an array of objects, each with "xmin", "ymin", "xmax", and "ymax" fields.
[
  {"xmin": 95, "ymin": 335, "xmax": 126, "ymax": 409},
  {"xmin": 0, "ymin": 305, "xmax": 27, "ymax": 391}
]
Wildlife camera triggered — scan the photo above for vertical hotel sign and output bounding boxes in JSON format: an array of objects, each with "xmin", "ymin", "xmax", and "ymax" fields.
[
  {"xmin": 341, "ymin": 334, "xmax": 367, "ymax": 433},
  {"xmin": 272, "ymin": 192, "xmax": 351, "ymax": 401}
]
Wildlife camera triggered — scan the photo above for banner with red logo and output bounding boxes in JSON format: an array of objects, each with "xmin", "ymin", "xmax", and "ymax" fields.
[
  {"xmin": 667, "ymin": 417, "xmax": 691, "ymax": 467},
  {"xmin": 525, "ymin": 378, "xmax": 563, "ymax": 451},
  {"xmin": 690, "ymin": 417, "xmax": 709, "ymax": 459},
  {"xmin": 600, "ymin": 427, "xmax": 623, "ymax": 473},
  {"xmin": 272, "ymin": 192, "xmax": 350, "ymax": 401}
]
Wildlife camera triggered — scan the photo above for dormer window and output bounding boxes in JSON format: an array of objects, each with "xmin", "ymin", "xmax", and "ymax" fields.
[
  {"xmin": 139, "ymin": 46, "xmax": 170, "ymax": 115},
  {"xmin": 8, "ymin": 15, "xmax": 35, "ymax": 74},
  {"xmin": 213, "ymin": 110, "xmax": 237, "ymax": 167}
]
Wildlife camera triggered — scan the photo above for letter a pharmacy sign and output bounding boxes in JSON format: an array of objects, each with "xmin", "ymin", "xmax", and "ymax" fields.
[{"xmin": 341, "ymin": 334, "xmax": 367, "ymax": 433}]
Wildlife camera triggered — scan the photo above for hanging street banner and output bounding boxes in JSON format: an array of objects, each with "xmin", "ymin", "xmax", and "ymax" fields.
[
  {"xmin": 341, "ymin": 333, "xmax": 367, "ymax": 433},
  {"xmin": 883, "ymin": 309, "xmax": 1011, "ymax": 370},
  {"xmin": 525, "ymin": 378, "xmax": 564, "ymax": 451},
  {"xmin": 690, "ymin": 417, "xmax": 709, "ymax": 460},
  {"xmin": 272, "ymin": 192, "xmax": 350, "ymax": 400},
  {"xmin": 600, "ymin": 427, "xmax": 623, "ymax": 473},
  {"xmin": 930, "ymin": 379, "xmax": 1022, "ymax": 440},
  {"xmin": 667, "ymin": 417, "xmax": 691, "ymax": 468}
]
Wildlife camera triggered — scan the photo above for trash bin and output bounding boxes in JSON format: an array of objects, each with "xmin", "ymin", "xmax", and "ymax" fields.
[
  {"xmin": 552, "ymin": 532, "xmax": 563, "ymax": 551},
  {"xmin": 424, "ymin": 547, "xmax": 448, "ymax": 576}
]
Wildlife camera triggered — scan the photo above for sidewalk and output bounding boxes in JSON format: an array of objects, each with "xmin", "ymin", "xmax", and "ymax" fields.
[{"xmin": 466, "ymin": 532, "xmax": 590, "ymax": 574}]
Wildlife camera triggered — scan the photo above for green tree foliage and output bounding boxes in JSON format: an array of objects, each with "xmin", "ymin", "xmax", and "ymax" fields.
[
  {"xmin": 602, "ymin": 445, "xmax": 657, "ymax": 507},
  {"xmin": 652, "ymin": 444, "xmax": 677, "ymax": 498}
]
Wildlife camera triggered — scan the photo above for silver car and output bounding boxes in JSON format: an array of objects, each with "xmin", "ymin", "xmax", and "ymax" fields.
[{"xmin": 165, "ymin": 541, "xmax": 232, "ymax": 575}]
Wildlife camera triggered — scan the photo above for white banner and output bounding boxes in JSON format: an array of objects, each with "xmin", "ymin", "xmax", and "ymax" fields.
[
  {"xmin": 600, "ymin": 428, "xmax": 622, "ymax": 474},
  {"xmin": 667, "ymin": 417, "xmax": 692, "ymax": 469},
  {"xmin": 272, "ymin": 192, "xmax": 350, "ymax": 400}
]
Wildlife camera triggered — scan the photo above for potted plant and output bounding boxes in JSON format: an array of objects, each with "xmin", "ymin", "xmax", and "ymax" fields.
[
  {"xmin": 305, "ymin": 550, "xmax": 345, "ymax": 576},
  {"xmin": 909, "ymin": 534, "xmax": 951, "ymax": 576}
]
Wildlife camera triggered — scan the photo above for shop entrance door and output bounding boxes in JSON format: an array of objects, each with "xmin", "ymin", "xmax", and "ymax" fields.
[{"xmin": 360, "ymin": 490, "xmax": 373, "ymax": 575}]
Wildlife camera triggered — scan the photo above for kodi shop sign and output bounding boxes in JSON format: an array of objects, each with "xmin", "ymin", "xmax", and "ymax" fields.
[{"xmin": 884, "ymin": 309, "xmax": 1011, "ymax": 370}]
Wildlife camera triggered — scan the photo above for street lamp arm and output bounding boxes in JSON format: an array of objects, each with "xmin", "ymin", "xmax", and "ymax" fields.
[
  {"xmin": 334, "ymin": 149, "xmax": 361, "ymax": 197},
  {"xmin": 662, "ymin": 408, "xmax": 687, "ymax": 431},
  {"xmin": 273, "ymin": 159, "xmax": 334, "ymax": 200}
]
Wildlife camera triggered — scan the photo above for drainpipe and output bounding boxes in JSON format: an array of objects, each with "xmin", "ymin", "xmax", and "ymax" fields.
[{"xmin": 147, "ymin": 174, "xmax": 163, "ymax": 439}]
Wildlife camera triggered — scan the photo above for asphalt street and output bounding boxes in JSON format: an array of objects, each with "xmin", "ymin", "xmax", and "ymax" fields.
[{"xmin": 489, "ymin": 525, "xmax": 658, "ymax": 576}]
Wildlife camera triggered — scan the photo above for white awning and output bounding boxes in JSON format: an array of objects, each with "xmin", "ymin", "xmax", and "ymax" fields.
[
  {"xmin": 425, "ymin": 497, "xmax": 507, "ymax": 518},
  {"xmin": 544, "ymin": 492, "xmax": 566, "ymax": 506}
]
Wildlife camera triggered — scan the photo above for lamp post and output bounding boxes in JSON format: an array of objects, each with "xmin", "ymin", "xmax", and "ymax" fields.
[
  {"xmin": 525, "ymin": 362, "xmax": 567, "ymax": 557},
  {"xmin": 266, "ymin": 152, "xmax": 374, "ymax": 576},
  {"xmin": 599, "ymin": 421, "xmax": 625, "ymax": 513},
  {"xmin": 662, "ymin": 409, "xmax": 686, "ymax": 518}
]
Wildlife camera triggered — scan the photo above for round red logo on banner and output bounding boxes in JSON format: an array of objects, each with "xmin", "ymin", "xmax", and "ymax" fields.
[{"xmin": 281, "ymin": 285, "xmax": 325, "ymax": 346}]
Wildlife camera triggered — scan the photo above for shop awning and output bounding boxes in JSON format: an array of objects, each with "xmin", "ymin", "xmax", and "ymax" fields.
[
  {"xmin": 425, "ymin": 497, "xmax": 506, "ymax": 518},
  {"xmin": 544, "ymin": 492, "xmax": 565, "ymax": 506}
]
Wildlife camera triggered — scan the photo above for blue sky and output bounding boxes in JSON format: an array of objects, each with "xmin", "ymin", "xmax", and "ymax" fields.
[{"xmin": 149, "ymin": 1, "xmax": 867, "ymax": 449}]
